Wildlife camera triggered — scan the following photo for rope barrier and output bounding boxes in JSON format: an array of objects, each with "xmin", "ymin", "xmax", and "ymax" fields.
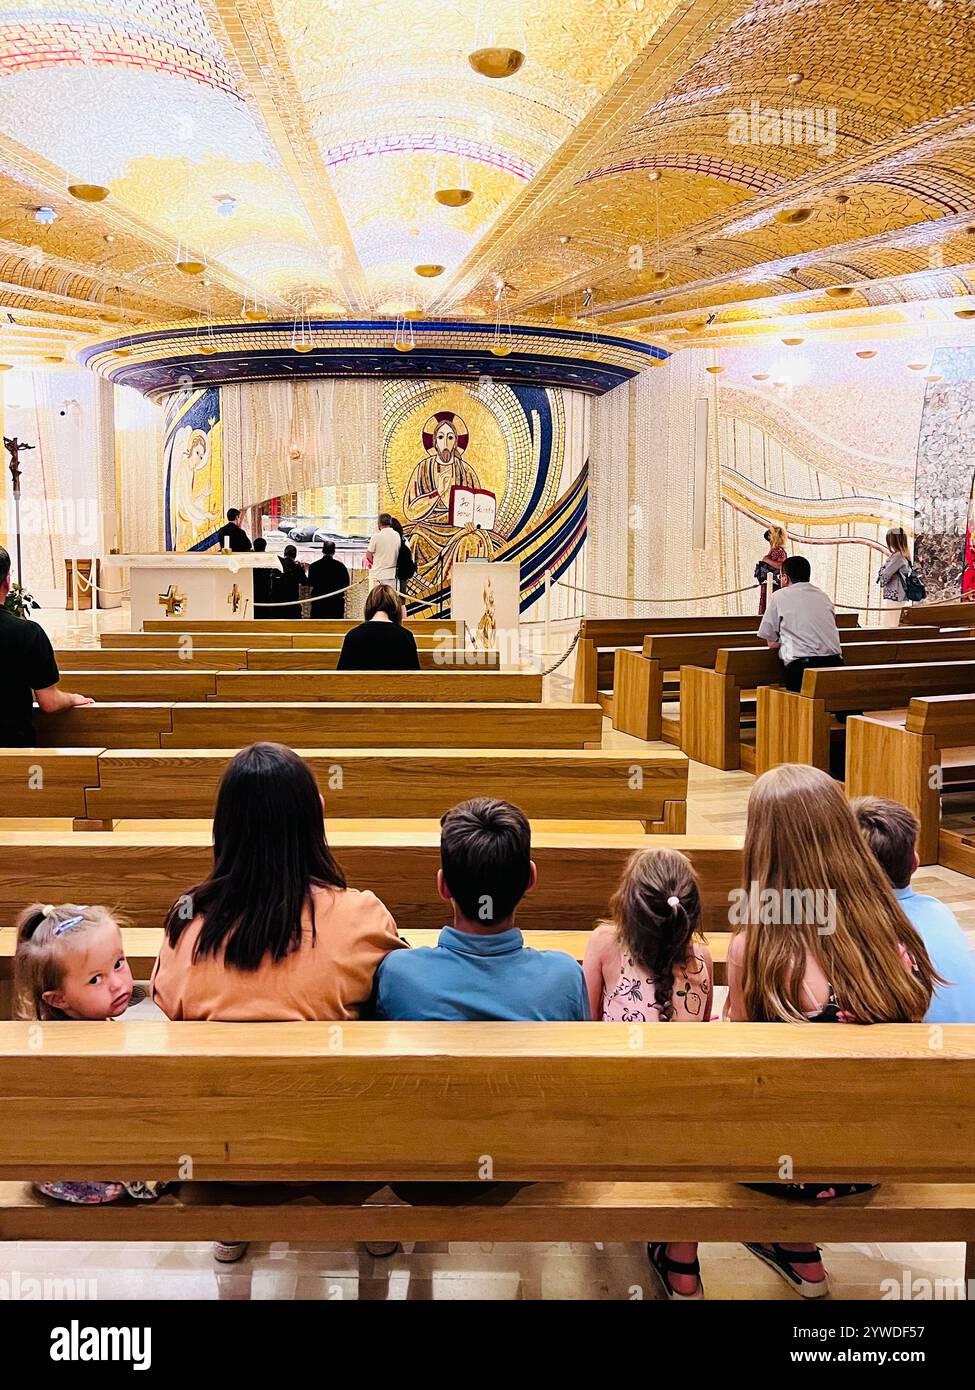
[
  {"xmin": 558, "ymin": 579, "xmax": 759, "ymax": 604},
  {"xmin": 540, "ymin": 624, "xmax": 582, "ymax": 677}
]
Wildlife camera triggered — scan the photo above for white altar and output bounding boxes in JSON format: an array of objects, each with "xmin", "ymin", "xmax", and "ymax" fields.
[
  {"xmin": 450, "ymin": 560, "xmax": 520, "ymax": 661},
  {"xmin": 117, "ymin": 553, "xmax": 282, "ymax": 630}
]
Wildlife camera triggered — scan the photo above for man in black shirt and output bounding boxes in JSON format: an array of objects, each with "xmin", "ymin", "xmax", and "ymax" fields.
[
  {"xmin": 0, "ymin": 545, "xmax": 94, "ymax": 746},
  {"xmin": 307, "ymin": 540, "xmax": 350, "ymax": 619},
  {"xmin": 212, "ymin": 507, "xmax": 252, "ymax": 552},
  {"xmin": 337, "ymin": 583, "xmax": 420, "ymax": 670},
  {"xmin": 251, "ymin": 537, "xmax": 275, "ymax": 618}
]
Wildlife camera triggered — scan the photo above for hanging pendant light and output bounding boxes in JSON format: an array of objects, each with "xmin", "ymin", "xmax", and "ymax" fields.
[
  {"xmin": 490, "ymin": 279, "xmax": 513, "ymax": 356},
  {"xmin": 415, "ymin": 264, "xmax": 445, "ymax": 278},
  {"xmin": 66, "ymin": 46, "xmax": 113, "ymax": 202},
  {"xmin": 469, "ymin": 2, "xmax": 526, "ymax": 78},
  {"xmin": 393, "ymin": 314, "xmax": 415, "ymax": 353},
  {"xmin": 175, "ymin": 238, "xmax": 207, "ymax": 276},
  {"xmin": 434, "ymin": 147, "xmax": 474, "ymax": 207},
  {"xmin": 856, "ymin": 350, "xmax": 877, "ymax": 359},
  {"xmin": 291, "ymin": 294, "xmax": 314, "ymax": 353},
  {"xmin": 241, "ymin": 291, "xmax": 268, "ymax": 321}
]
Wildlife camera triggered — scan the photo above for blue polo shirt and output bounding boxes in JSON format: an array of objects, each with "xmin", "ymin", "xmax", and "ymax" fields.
[
  {"xmin": 374, "ymin": 925, "xmax": 590, "ymax": 1022},
  {"xmin": 895, "ymin": 886, "xmax": 975, "ymax": 1024}
]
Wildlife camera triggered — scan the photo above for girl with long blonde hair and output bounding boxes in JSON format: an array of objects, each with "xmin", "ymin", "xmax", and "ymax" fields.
[{"xmin": 728, "ymin": 764, "xmax": 937, "ymax": 1296}]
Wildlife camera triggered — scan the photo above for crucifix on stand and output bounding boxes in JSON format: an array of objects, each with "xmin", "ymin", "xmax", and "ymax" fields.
[{"xmin": 3, "ymin": 435, "xmax": 35, "ymax": 585}]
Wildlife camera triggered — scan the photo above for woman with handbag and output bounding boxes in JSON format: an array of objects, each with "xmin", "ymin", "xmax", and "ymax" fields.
[
  {"xmin": 877, "ymin": 527, "xmax": 923, "ymax": 627},
  {"xmin": 756, "ymin": 525, "xmax": 788, "ymax": 615}
]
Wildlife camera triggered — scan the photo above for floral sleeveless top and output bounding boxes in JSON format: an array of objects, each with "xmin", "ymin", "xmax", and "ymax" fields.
[{"xmin": 601, "ymin": 947, "xmax": 712, "ymax": 1023}]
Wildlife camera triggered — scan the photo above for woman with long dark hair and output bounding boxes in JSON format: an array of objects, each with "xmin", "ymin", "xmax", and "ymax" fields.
[{"xmin": 152, "ymin": 742, "xmax": 405, "ymax": 1021}]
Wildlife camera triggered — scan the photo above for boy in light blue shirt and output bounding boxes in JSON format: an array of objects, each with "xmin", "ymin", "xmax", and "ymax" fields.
[
  {"xmin": 853, "ymin": 797, "xmax": 975, "ymax": 1023},
  {"xmin": 375, "ymin": 797, "xmax": 589, "ymax": 1022}
]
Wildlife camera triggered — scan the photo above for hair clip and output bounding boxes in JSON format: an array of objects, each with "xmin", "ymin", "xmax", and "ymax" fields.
[
  {"xmin": 52, "ymin": 915, "xmax": 84, "ymax": 936},
  {"xmin": 667, "ymin": 896, "xmax": 680, "ymax": 909}
]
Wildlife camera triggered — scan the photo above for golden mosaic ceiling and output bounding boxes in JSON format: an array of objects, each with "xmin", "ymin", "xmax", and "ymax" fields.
[{"xmin": 1, "ymin": 0, "xmax": 974, "ymax": 361}]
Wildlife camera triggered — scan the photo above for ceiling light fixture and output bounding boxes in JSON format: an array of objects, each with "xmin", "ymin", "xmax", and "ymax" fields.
[
  {"xmin": 856, "ymin": 350, "xmax": 877, "ymax": 359},
  {"xmin": 468, "ymin": 47, "xmax": 525, "ymax": 78},
  {"xmin": 34, "ymin": 206, "xmax": 57, "ymax": 226},
  {"xmin": 775, "ymin": 206, "xmax": 815, "ymax": 225},
  {"xmin": 415, "ymin": 264, "xmax": 445, "ymax": 277}
]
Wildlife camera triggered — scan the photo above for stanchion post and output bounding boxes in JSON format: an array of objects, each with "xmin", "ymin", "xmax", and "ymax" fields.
[
  {"xmin": 766, "ymin": 571, "xmax": 774, "ymax": 609},
  {"xmin": 544, "ymin": 567, "xmax": 552, "ymax": 660},
  {"xmin": 89, "ymin": 563, "xmax": 99, "ymax": 641},
  {"xmin": 71, "ymin": 557, "xmax": 80, "ymax": 629}
]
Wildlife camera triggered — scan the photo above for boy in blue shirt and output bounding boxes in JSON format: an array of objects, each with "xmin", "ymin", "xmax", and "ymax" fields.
[
  {"xmin": 375, "ymin": 797, "xmax": 589, "ymax": 1021},
  {"xmin": 853, "ymin": 796, "xmax": 975, "ymax": 1023}
]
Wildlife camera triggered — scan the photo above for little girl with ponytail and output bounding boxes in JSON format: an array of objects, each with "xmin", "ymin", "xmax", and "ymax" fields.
[{"xmin": 583, "ymin": 848, "xmax": 712, "ymax": 1301}]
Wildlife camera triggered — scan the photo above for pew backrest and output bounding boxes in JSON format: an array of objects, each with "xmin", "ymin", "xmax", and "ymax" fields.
[
  {"xmin": 45, "ymin": 670, "xmax": 541, "ymax": 704},
  {"xmin": 800, "ymin": 659, "xmax": 975, "ymax": 709},
  {"xmin": 0, "ymin": 831, "xmax": 743, "ymax": 936},
  {"xmin": 29, "ymin": 701, "xmax": 604, "ymax": 751},
  {"xmin": 905, "ymin": 694, "xmax": 975, "ymax": 747},
  {"xmin": 1, "ymin": 1021, "xmax": 971, "ymax": 1183}
]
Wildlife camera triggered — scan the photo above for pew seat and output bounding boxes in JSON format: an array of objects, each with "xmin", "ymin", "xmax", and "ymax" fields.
[{"xmin": 5, "ymin": 1179, "xmax": 974, "ymax": 1249}]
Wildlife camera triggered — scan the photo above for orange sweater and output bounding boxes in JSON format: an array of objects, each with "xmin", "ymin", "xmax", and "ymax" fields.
[{"xmin": 151, "ymin": 885, "xmax": 406, "ymax": 1022}]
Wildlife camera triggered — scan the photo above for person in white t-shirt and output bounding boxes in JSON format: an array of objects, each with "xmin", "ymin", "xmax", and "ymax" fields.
[
  {"xmin": 757, "ymin": 554, "xmax": 844, "ymax": 693},
  {"xmin": 366, "ymin": 513, "xmax": 401, "ymax": 590}
]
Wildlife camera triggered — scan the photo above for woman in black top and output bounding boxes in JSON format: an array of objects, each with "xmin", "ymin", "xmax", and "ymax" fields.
[
  {"xmin": 337, "ymin": 584, "xmax": 420, "ymax": 670},
  {"xmin": 307, "ymin": 540, "xmax": 350, "ymax": 619},
  {"xmin": 271, "ymin": 544, "xmax": 306, "ymax": 621}
]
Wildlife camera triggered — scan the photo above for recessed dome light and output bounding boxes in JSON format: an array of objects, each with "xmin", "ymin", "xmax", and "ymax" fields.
[
  {"xmin": 775, "ymin": 207, "xmax": 814, "ymax": 225},
  {"xmin": 825, "ymin": 285, "xmax": 855, "ymax": 298}
]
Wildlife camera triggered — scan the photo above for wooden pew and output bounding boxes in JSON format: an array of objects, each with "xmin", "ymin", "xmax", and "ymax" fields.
[
  {"xmin": 846, "ymin": 695, "xmax": 975, "ymax": 865},
  {"xmin": 756, "ymin": 659, "xmax": 975, "ymax": 776},
  {"xmin": 102, "ymin": 630, "xmax": 471, "ymax": 652},
  {"xmin": 50, "ymin": 670, "xmax": 542, "ymax": 704},
  {"xmin": 1, "ymin": 1022, "xmax": 973, "ymax": 1270},
  {"xmin": 572, "ymin": 613, "xmax": 860, "ymax": 706},
  {"xmin": 613, "ymin": 626, "xmax": 943, "ymax": 742},
  {"xmin": 143, "ymin": 617, "xmax": 466, "ymax": 640},
  {"xmin": 684, "ymin": 639, "xmax": 975, "ymax": 772},
  {"xmin": 75, "ymin": 747, "xmax": 687, "ymax": 833},
  {"xmin": 27, "ymin": 702, "xmax": 604, "ymax": 751},
  {"xmin": 58, "ymin": 647, "xmax": 498, "ymax": 672},
  {"xmin": 0, "ymin": 828, "xmax": 742, "ymax": 935}
]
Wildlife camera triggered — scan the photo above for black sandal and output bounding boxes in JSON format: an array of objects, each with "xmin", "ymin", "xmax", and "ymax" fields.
[
  {"xmin": 646, "ymin": 1242, "xmax": 704, "ymax": 1300},
  {"xmin": 744, "ymin": 1242, "xmax": 830, "ymax": 1298}
]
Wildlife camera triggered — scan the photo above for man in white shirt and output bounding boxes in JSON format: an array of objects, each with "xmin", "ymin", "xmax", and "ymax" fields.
[
  {"xmin": 757, "ymin": 554, "xmax": 844, "ymax": 692},
  {"xmin": 366, "ymin": 513, "xmax": 401, "ymax": 589}
]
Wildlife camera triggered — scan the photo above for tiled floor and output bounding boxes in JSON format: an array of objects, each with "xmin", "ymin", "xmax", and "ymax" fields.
[{"xmin": 8, "ymin": 604, "xmax": 971, "ymax": 1300}]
